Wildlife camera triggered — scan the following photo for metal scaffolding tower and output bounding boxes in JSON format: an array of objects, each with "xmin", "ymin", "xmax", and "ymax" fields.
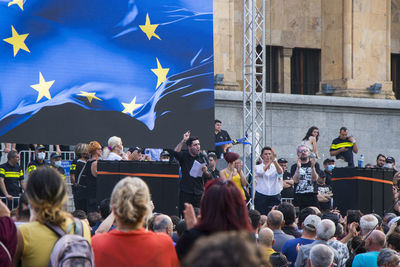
[{"xmin": 242, "ymin": 0, "xmax": 266, "ymax": 207}]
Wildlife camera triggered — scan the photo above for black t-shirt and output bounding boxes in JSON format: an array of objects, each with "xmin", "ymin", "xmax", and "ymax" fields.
[
  {"xmin": 80, "ymin": 159, "xmax": 97, "ymax": 198},
  {"xmin": 0, "ymin": 162, "xmax": 24, "ymax": 196},
  {"xmin": 70, "ymin": 159, "xmax": 86, "ymax": 184},
  {"xmin": 290, "ymin": 161, "xmax": 320, "ymax": 194},
  {"xmin": 281, "ymin": 171, "xmax": 295, "ymax": 198},
  {"xmin": 317, "ymin": 183, "xmax": 332, "ymax": 210},
  {"xmin": 173, "ymin": 150, "xmax": 209, "ymax": 195},
  {"xmin": 215, "ymin": 130, "xmax": 231, "ymax": 159},
  {"xmin": 324, "ymin": 170, "xmax": 332, "ymax": 186},
  {"xmin": 208, "ymin": 167, "xmax": 220, "ymax": 179},
  {"xmin": 27, "ymin": 159, "xmax": 48, "ymax": 174}
]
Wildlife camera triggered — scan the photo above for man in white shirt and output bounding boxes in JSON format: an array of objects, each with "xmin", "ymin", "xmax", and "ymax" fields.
[{"xmin": 254, "ymin": 146, "xmax": 283, "ymax": 215}]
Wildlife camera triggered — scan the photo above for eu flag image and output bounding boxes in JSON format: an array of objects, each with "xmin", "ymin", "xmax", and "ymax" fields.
[{"xmin": 0, "ymin": 0, "xmax": 214, "ymax": 148}]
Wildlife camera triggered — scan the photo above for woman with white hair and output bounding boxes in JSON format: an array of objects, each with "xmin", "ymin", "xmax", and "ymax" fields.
[
  {"xmin": 92, "ymin": 177, "xmax": 179, "ymax": 267},
  {"xmin": 103, "ymin": 136, "xmax": 127, "ymax": 160}
]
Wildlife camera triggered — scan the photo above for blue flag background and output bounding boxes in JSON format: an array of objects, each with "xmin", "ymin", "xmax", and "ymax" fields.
[{"xmin": 0, "ymin": 0, "xmax": 214, "ymax": 148}]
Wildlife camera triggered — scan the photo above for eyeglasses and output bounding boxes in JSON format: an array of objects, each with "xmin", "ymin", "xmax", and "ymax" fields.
[{"xmin": 298, "ymin": 149, "xmax": 308, "ymax": 153}]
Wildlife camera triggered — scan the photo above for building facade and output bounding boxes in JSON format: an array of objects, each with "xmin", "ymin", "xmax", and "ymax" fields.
[{"xmin": 213, "ymin": 0, "xmax": 400, "ymax": 166}]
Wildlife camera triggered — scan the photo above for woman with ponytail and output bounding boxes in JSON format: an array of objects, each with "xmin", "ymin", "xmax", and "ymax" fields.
[
  {"xmin": 13, "ymin": 166, "xmax": 91, "ymax": 267},
  {"xmin": 92, "ymin": 177, "xmax": 179, "ymax": 267}
]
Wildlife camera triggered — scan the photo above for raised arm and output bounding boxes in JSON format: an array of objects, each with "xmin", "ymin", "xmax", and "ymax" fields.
[{"xmin": 174, "ymin": 131, "xmax": 190, "ymax": 152}]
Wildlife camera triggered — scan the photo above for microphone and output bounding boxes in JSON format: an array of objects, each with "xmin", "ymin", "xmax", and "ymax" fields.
[{"xmin": 200, "ymin": 151, "xmax": 209, "ymax": 166}]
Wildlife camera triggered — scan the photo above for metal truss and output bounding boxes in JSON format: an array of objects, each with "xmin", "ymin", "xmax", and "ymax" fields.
[{"xmin": 242, "ymin": 0, "xmax": 266, "ymax": 207}]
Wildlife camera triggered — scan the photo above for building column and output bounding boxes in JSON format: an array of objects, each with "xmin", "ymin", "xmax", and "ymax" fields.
[
  {"xmin": 320, "ymin": 0, "xmax": 394, "ymax": 99},
  {"xmin": 279, "ymin": 47, "xmax": 292, "ymax": 94}
]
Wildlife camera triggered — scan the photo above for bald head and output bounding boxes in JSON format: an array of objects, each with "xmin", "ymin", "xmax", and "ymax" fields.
[
  {"xmin": 258, "ymin": 227, "xmax": 274, "ymax": 247},
  {"xmin": 267, "ymin": 210, "xmax": 284, "ymax": 230},
  {"xmin": 365, "ymin": 230, "xmax": 386, "ymax": 251},
  {"xmin": 153, "ymin": 214, "xmax": 173, "ymax": 236}
]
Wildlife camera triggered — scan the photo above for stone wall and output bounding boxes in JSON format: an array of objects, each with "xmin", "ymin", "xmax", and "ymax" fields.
[
  {"xmin": 213, "ymin": 0, "xmax": 400, "ymax": 96},
  {"xmin": 392, "ymin": 0, "xmax": 400, "ymax": 53},
  {"xmin": 215, "ymin": 90, "xmax": 400, "ymax": 167}
]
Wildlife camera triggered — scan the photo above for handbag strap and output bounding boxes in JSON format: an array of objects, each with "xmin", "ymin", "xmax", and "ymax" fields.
[
  {"xmin": 76, "ymin": 161, "xmax": 88, "ymax": 185},
  {"xmin": 0, "ymin": 240, "xmax": 12, "ymax": 263}
]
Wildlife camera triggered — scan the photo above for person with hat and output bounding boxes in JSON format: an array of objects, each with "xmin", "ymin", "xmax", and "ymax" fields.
[
  {"xmin": 27, "ymin": 145, "xmax": 48, "ymax": 175},
  {"xmin": 295, "ymin": 219, "xmax": 340, "ymax": 267},
  {"xmin": 279, "ymin": 158, "xmax": 295, "ymax": 199},
  {"xmin": 49, "ymin": 152, "xmax": 65, "ymax": 179},
  {"xmin": 323, "ymin": 158, "xmax": 335, "ymax": 186},
  {"xmin": 281, "ymin": 214, "xmax": 320, "ymax": 267},
  {"xmin": 384, "ymin": 157, "xmax": 397, "ymax": 171},
  {"xmin": 160, "ymin": 150, "xmax": 171, "ymax": 162}
]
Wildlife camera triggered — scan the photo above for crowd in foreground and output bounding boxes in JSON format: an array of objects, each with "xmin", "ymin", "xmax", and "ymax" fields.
[
  {"xmin": 1, "ymin": 121, "xmax": 400, "ymax": 266},
  {"xmin": 0, "ymin": 166, "xmax": 400, "ymax": 266}
]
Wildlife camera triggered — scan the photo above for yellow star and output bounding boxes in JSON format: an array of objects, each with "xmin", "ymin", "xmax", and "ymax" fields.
[
  {"xmin": 3, "ymin": 26, "xmax": 30, "ymax": 57},
  {"xmin": 8, "ymin": 0, "xmax": 24, "ymax": 11},
  {"xmin": 151, "ymin": 58, "xmax": 169, "ymax": 89},
  {"xmin": 30, "ymin": 72, "xmax": 55, "ymax": 103},
  {"xmin": 77, "ymin": 91, "xmax": 102, "ymax": 103},
  {"xmin": 122, "ymin": 97, "xmax": 142, "ymax": 116},
  {"xmin": 139, "ymin": 13, "xmax": 161, "ymax": 40}
]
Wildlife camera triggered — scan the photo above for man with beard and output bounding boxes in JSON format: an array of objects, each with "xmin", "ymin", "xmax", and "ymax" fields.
[
  {"xmin": 290, "ymin": 145, "xmax": 321, "ymax": 211},
  {"xmin": 174, "ymin": 131, "xmax": 209, "ymax": 216}
]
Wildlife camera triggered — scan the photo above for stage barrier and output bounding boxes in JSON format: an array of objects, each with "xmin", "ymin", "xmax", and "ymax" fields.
[
  {"xmin": 332, "ymin": 167, "xmax": 395, "ymax": 215},
  {"xmin": 97, "ymin": 160, "xmax": 180, "ymax": 216}
]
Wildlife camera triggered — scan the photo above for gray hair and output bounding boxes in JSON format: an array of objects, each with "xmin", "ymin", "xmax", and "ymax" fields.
[
  {"xmin": 310, "ymin": 244, "xmax": 334, "ymax": 267},
  {"xmin": 377, "ymin": 248, "xmax": 399, "ymax": 267},
  {"xmin": 360, "ymin": 214, "xmax": 378, "ymax": 235},
  {"xmin": 153, "ymin": 214, "xmax": 172, "ymax": 232},
  {"xmin": 316, "ymin": 219, "xmax": 335, "ymax": 241}
]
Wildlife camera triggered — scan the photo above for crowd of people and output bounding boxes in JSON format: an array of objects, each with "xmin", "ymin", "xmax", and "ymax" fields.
[{"xmin": 0, "ymin": 120, "xmax": 400, "ymax": 266}]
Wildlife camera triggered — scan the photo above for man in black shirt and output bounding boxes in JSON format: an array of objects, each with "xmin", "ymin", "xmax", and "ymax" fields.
[
  {"xmin": 214, "ymin": 119, "xmax": 232, "ymax": 159},
  {"xmin": 329, "ymin": 127, "xmax": 358, "ymax": 167},
  {"xmin": 206, "ymin": 152, "xmax": 219, "ymax": 179},
  {"xmin": 323, "ymin": 158, "xmax": 335, "ymax": 186},
  {"xmin": 0, "ymin": 150, "xmax": 25, "ymax": 209},
  {"xmin": 375, "ymin": 154, "xmax": 386, "ymax": 168},
  {"xmin": 174, "ymin": 131, "xmax": 209, "ymax": 216},
  {"xmin": 316, "ymin": 172, "xmax": 333, "ymax": 212},
  {"xmin": 27, "ymin": 145, "xmax": 48, "ymax": 175},
  {"xmin": 279, "ymin": 158, "xmax": 294, "ymax": 199},
  {"xmin": 290, "ymin": 145, "xmax": 320, "ymax": 211}
]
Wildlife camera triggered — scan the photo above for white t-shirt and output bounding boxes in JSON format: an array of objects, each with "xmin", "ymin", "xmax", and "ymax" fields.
[
  {"xmin": 255, "ymin": 163, "xmax": 283, "ymax": 196},
  {"xmin": 106, "ymin": 152, "xmax": 122, "ymax": 161}
]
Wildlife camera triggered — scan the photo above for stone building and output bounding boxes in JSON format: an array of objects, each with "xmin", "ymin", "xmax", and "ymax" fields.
[{"xmin": 213, "ymin": 0, "xmax": 400, "ymax": 166}]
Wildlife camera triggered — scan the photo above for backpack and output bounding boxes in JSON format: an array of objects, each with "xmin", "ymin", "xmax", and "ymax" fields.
[{"xmin": 45, "ymin": 218, "xmax": 94, "ymax": 267}]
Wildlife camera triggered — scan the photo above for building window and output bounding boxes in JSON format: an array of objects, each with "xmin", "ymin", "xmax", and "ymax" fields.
[
  {"xmin": 291, "ymin": 48, "xmax": 321, "ymax": 95},
  {"xmin": 391, "ymin": 53, "xmax": 400, "ymax": 100},
  {"xmin": 256, "ymin": 45, "xmax": 279, "ymax": 93}
]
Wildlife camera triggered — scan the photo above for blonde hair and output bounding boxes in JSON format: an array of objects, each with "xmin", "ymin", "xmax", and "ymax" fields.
[
  {"xmin": 103, "ymin": 136, "xmax": 122, "ymax": 159},
  {"xmin": 26, "ymin": 167, "xmax": 69, "ymax": 225},
  {"xmin": 111, "ymin": 177, "xmax": 151, "ymax": 227},
  {"xmin": 87, "ymin": 141, "xmax": 101, "ymax": 155},
  {"xmin": 74, "ymin": 143, "xmax": 88, "ymax": 157}
]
